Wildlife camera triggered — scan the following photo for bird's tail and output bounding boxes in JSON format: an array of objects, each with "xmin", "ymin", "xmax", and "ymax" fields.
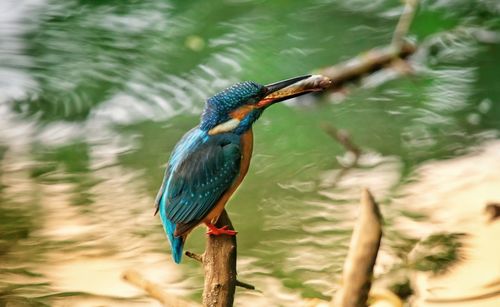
[
  {"xmin": 159, "ymin": 206, "xmax": 184, "ymax": 264},
  {"xmin": 166, "ymin": 219, "xmax": 184, "ymax": 264}
]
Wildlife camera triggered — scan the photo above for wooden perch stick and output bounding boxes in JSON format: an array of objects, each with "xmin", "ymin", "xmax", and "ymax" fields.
[
  {"xmin": 202, "ymin": 210, "xmax": 237, "ymax": 307},
  {"xmin": 123, "ymin": 269, "xmax": 200, "ymax": 307},
  {"xmin": 185, "ymin": 210, "xmax": 255, "ymax": 306},
  {"xmin": 333, "ymin": 188, "xmax": 383, "ymax": 307}
]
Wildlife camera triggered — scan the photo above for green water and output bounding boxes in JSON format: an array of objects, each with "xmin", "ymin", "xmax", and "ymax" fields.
[{"xmin": 1, "ymin": 0, "xmax": 499, "ymax": 306}]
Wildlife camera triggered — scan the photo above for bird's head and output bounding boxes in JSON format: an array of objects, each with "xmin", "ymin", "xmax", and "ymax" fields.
[{"xmin": 200, "ymin": 74, "xmax": 331, "ymax": 135}]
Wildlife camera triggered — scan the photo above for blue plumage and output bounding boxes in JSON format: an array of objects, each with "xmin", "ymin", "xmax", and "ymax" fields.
[
  {"xmin": 165, "ymin": 132, "xmax": 241, "ymax": 224},
  {"xmin": 159, "ymin": 196, "xmax": 184, "ymax": 263},
  {"xmin": 155, "ymin": 128, "xmax": 242, "ymax": 262},
  {"xmin": 200, "ymin": 81, "xmax": 265, "ymax": 131}
]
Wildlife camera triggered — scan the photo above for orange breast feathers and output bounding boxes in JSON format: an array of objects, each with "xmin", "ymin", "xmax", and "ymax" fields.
[{"xmin": 204, "ymin": 129, "xmax": 254, "ymax": 224}]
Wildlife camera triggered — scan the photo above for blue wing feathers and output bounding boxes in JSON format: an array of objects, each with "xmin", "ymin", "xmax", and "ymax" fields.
[
  {"xmin": 156, "ymin": 128, "xmax": 241, "ymax": 263},
  {"xmin": 164, "ymin": 131, "xmax": 241, "ymax": 224},
  {"xmin": 159, "ymin": 194, "xmax": 184, "ymax": 263}
]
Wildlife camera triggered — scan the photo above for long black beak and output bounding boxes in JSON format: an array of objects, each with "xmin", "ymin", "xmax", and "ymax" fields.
[
  {"xmin": 265, "ymin": 75, "xmax": 312, "ymax": 94},
  {"xmin": 258, "ymin": 74, "xmax": 332, "ymax": 107}
]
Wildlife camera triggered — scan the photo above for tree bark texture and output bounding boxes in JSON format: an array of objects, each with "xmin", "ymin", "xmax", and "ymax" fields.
[{"xmin": 202, "ymin": 210, "xmax": 237, "ymax": 307}]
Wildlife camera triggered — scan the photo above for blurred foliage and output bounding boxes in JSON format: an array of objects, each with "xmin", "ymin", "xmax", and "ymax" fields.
[
  {"xmin": 408, "ymin": 232, "xmax": 466, "ymax": 275},
  {"xmin": 0, "ymin": 206, "xmax": 35, "ymax": 257}
]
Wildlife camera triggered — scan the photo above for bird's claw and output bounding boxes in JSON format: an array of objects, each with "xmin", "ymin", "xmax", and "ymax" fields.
[{"xmin": 206, "ymin": 224, "xmax": 238, "ymax": 236}]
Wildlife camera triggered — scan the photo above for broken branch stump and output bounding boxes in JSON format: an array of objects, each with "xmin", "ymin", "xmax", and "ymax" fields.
[{"xmin": 333, "ymin": 188, "xmax": 383, "ymax": 307}]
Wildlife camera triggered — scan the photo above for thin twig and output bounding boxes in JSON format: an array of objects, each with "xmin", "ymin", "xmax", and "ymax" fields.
[
  {"xmin": 391, "ymin": 0, "xmax": 419, "ymax": 50},
  {"xmin": 321, "ymin": 123, "xmax": 362, "ymax": 187},
  {"xmin": 185, "ymin": 251, "xmax": 203, "ymax": 263},
  {"xmin": 235, "ymin": 280, "xmax": 256, "ymax": 291},
  {"xmin": 322, "ymin": 123, "xmax": 361, "ymax": 163}
]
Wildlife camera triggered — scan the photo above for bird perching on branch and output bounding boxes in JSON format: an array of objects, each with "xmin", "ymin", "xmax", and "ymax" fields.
[{"xmin": 155, "ymin": 75, "xmax": 331, "ymax": 263}]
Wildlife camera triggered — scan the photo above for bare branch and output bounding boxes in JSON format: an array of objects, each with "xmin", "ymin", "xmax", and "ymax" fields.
[
  {"xmin": 317, "ymin": 42, "xmax": 416, "ymax": 94},
  {"xmin": 235, "ymin": 280, "xmax": 256, "ymax": 291},
  {"xmin": 392, "ymin": 0, "xmax": 419, "ymax": 50},
  {"xmin": 321, "ymin": 123, "xmax": 362, "ymax": 187},
  {"xmin": 185, "ymin": 251, "xmax": 204, "ymax": 263},
  {"xmin": 123, "ymin": 269, "xmax": 200, "ymax": 307},
  {"xmin": 322, "ymin": 123, "xmax": 361, "ymax": 164},
  {"xmin": 332, "ymin": 188, "xmax": 383, "ymax": 307}
]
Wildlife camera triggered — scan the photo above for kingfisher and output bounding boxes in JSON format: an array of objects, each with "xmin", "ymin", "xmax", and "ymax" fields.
[{"xmin": 155, "ymin": 74, "xmax": 331, "ymax": 263}]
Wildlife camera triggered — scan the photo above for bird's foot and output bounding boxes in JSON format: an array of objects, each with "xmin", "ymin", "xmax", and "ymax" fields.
[{"xmin": 206, "ymin": 224, "xmax": 238, "ymax": 236}]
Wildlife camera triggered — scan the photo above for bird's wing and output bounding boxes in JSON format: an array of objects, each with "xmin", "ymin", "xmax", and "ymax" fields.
[{"xmin": 159, "ymin": 133, "xmax": 241, "ymax": 226}]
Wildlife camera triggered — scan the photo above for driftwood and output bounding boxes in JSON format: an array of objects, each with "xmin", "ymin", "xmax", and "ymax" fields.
[
  {"xmin": 332, "ymin": 188, "xmax": 383, "ymax": 307},
  {"xmin": 123, "ymin": 270, "xmax": 200, "ymax": 307}
]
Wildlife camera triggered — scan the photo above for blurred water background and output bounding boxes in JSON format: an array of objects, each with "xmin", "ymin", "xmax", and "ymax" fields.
[{"xmin": 0, "ymin": 0, "xmax": 499, "ymax": 306}]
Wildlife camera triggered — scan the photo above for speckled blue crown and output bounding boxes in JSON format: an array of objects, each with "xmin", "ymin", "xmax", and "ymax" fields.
[{"xmin": 200, "ymin": 81, "xmax": 265, "ymax": 131}]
